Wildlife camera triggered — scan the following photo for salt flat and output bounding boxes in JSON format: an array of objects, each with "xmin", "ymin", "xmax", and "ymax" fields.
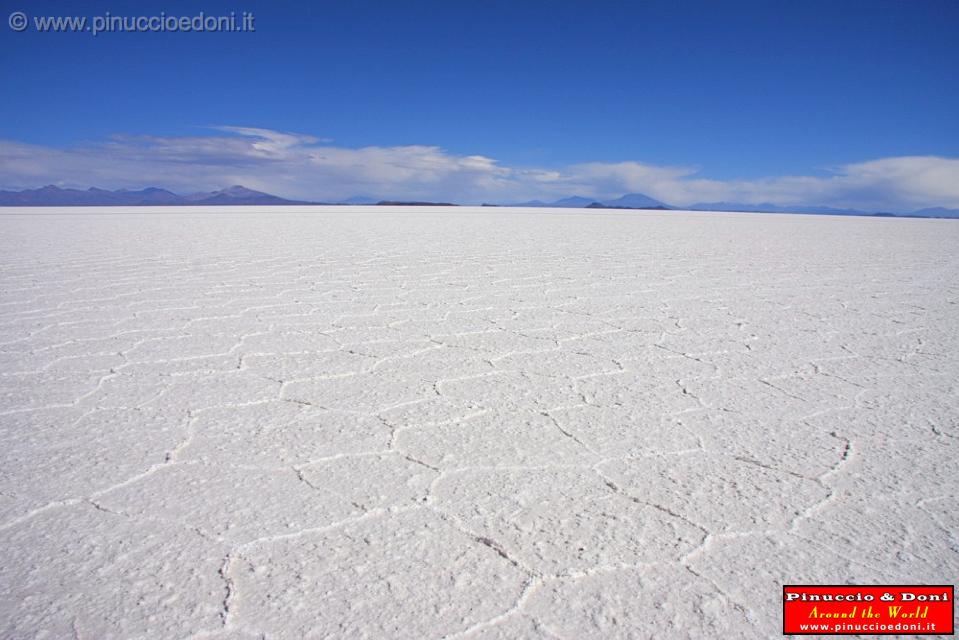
[{"xmin": 1, "ymin": 206, "xmax": 957, "ymax": 639}]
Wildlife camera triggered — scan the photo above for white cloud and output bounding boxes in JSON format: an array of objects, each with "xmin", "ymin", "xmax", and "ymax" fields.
[
  {"xmin": 0, "ymin": 127, "xmax": 957, "ymax": 211},
  {"xmin": 0, "ymin": 132, "xmax": 510, "ymax": 202}
]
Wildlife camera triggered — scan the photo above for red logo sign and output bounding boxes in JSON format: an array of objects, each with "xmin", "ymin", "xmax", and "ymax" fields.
[{"xmin": 783, "ymin": 585, "xmax": 954, "ymax": 635}]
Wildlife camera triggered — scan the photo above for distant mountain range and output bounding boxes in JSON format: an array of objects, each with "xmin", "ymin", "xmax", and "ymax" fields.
[
  {"xmin": 910, "ymin": 207, "xmax": 959, "ymax": 219},
  {"xmin": 0, "ymin": 186, "xmax": 462, "ymax": 208},
  {"xmin": 688, "ymin": 201, "xmax": 883, "ymax": 216},
  {"xmin": 685, "ymin": 201, "xmax": 959, "ymax": 219},
  {"xmin": 0, "ymin": 185, "xmax": 316, "ymax": 206},
  {"xmin": 1, "ymin": 185, "xmax": 957, "ymax": 218},
  {"xmin": 510, "ymin": 193, "xmax": 669, "ymax": 209},
  {"xmin": 507, "ymin": 193, "xmax": 959, "ymax": 218}
]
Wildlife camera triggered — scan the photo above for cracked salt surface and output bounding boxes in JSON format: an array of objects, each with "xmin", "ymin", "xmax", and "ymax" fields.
[{"xmin": 0, "ymin": 205, "xmax": 957, "ymax": 638}]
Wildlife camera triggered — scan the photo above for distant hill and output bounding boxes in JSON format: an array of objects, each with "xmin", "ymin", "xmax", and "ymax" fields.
[
  {"xmin": 551, "ymin": 196, "xmax": 598, "ymax": 208},
  {"xmin": 688, "ymin": 202, "xmax": 959, "ymax": 219},
  {"xmin": 603, "ymin": 193, "xmax": 668, "ymax": 208},
  {"xmin": 183, "ymin": 185, "xmax": 312, "ymax": 205},
  {"xmin": 911, "ymin": 207, "xmax": 959, "ymax": 219},
  {"xmin": 0, "ymin": 185, "xmax": 317, "ymax": 206},
  {"xmin": 339, "ymin": 196, "xmax": 380, "ymax": 205},
  {"xmin": 587, "ymin": 202, "xmax": 669, "ymax": 210},
  {"xmin": 688, "ymin": 201, "xmax": 877, "ymax": 216},
  {"xmin": 510, "ymin": 193, "xmax": 668, "ymax": 209},
  {"xmin": 2, "ymin": 185, "xmax": 956, "ymax": 218},
  {"xmin": 375, "ymin": 200, "xmax": 458, "ymax": 206},
  {"xmin": 504, "ymin": 194, "xmax": 957, "ymax": 219},
  {"xmin": 511, "ymin": 196, "xmax": 596, "ymax": 208}
]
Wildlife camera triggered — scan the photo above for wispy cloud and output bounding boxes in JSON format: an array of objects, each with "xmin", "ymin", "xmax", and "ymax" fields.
[{"xmin": 1, "ymin": 127, "xmax": 957, "ymax": 211}]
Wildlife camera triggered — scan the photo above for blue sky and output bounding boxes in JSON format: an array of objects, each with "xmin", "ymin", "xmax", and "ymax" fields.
[{"xmin": 1, "ymin": 0, "xmax": 958, "ymax": 209}]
